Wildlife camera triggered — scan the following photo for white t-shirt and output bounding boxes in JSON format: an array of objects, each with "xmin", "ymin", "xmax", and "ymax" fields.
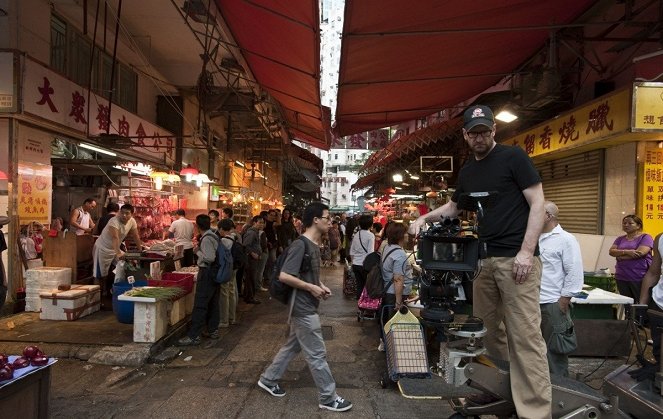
[
  {"xmin": 169, "ymin": 217, "xmax": 194, "ymax": 249},
  {"xmin": 74, "ymin": 207, "xmax": 92, "ymax": 236},
  {"xmin": 96, "ymin": 216, "xmax": 138, "ymax": 250}
]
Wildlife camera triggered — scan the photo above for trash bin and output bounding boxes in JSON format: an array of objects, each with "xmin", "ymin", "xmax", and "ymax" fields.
[{"xmin": 112, "ymin": 281, "xmax": 147, "ymax": 324}]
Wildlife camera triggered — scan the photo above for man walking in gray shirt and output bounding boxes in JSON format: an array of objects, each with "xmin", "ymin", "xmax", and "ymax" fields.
[{"xmin": 257, "ymin": 202, "xmax": 353, "ymax": 412}]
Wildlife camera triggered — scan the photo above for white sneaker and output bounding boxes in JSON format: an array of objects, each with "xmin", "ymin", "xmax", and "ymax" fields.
[{"xmin": 377, "ymin": 339, "xmax": 385, "ymax": 352}]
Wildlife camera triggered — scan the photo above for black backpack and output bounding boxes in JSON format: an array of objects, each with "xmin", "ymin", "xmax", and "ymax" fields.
[
  {"xmin": 364, "ymin": 248, "xmax": 398, "ymax": 299},
  {"xmin": 223, "ymin": 235, "xmax": 247, "ymax": 270},
  {"xmin": 269, "ymin": 236, "xmax": 311, "ymax": 304}
]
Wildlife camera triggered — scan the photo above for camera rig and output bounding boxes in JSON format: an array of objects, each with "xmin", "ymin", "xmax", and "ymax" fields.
[{"xmin": 415, "ymin": 192, "xmax": 497, "ymax": 383}]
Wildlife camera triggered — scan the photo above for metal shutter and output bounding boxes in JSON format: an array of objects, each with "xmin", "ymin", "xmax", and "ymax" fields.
[{"xmin": 535, "ymin": 150, "xmax": 603, "ymax": 234}]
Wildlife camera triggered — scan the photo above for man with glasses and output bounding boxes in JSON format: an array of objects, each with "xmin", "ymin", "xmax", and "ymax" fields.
[
  {"xmin": 410, "ymin": 105, "xmax": 551, "ymax": 418},
  {"xmin": 258, "ymin": 202, "xmax": 352, "ymax": 412}
]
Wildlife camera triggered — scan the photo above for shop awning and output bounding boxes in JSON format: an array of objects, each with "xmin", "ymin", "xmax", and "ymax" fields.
[
  {"xmin": 360, "ymin": 118, "xmax": 462, "ymax": 175},
  {"xmin": 286, "ymin": 144, "xmax": 323, "ymax": 173},
  {"xmin": 335, "ymin": 0, "xmax": 597, "ymax": 136},
  {"xmin": 217, "ymin": 1, "xmax": 332, "ymax": 149},
  {"xmin": 352, "ymin": 171, "xmax": 384, "ymax": 191}
]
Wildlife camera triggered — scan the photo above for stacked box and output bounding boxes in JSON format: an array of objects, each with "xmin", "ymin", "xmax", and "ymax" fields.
[
  {"xmin": 39, "ymin": 285, "xmax": 100, "ymax": 321},
  {"xmin": 168, "ymin": 298, "xmax": 186, "ymax": 325},
  {"xmin": 133, "ymin": 300, "xmax": 168, "ymax": 343},
  {"xmin": 25, "ymin": 267, "xmax": 72, "ymax": 312}
]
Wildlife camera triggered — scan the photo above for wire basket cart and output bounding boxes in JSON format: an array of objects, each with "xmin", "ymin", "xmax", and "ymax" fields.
[{"xmin": 380, "ymin": 306, "xmax": 431, "ymax": 386}]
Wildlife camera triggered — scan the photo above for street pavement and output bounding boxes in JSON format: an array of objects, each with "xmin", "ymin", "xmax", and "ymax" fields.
[{"xmin": 48, "ymin": 264, "xmax": 627, "ymax": 418}]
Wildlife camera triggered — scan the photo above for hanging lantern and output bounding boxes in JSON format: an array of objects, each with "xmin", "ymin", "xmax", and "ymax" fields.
[{"xmin": 179, "ymin": 166, "xmax": 199, "ymax": 182}]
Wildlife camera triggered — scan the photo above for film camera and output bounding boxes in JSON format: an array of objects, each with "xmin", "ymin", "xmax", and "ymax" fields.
[{"xmin": 415, "ymin": 192, "xmax": 498, "ymax": 336}]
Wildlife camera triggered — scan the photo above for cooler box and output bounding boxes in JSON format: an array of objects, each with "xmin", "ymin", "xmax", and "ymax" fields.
[
  {"xmin": 39, "ymin": 285, "xmax": 101, "ymax": 321},
  {"xmin": 147, "ymin": 272, "xmax": 194, "ymax": 294},
  {"xmin": 25, "ymin": 267, "xmax": 73, "ymax": 312}
]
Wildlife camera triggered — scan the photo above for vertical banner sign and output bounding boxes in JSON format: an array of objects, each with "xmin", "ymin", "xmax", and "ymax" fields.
[
  {"xmin": 18, "ymin": 162, "xmax": 52, "ymax": 224},
  {"xmin": 641, "ymin": 147, "xmax": 663, "ymax": 236}
]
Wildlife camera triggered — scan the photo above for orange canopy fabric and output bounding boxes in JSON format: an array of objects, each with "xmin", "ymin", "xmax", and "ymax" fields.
[
  {"xmin": 335, "ymin": 0, "xmax": 597, "ymax": 136},
  {"xmin": 217, "ymin": 1, "xmax": 332, "ymax": 149}
]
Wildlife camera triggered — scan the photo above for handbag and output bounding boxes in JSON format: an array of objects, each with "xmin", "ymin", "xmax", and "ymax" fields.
[
  {"xmin": 549, "ymin": 320, "xmax": 577, "ymax": 355},
  {"xmin": 358, "ymin": 287, "xmax": 381, "ymax": 311}
]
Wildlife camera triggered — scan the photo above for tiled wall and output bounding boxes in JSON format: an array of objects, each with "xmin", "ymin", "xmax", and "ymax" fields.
[{"xmin": 603, "ymin": 143, "xmax": 637, "ymax": 235}]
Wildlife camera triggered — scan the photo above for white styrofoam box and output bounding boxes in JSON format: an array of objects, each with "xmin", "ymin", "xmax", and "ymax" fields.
[
  {"xmin": 185, "ymin": 291, "xmax": 194, "ymax": 316},
  {"xmin": 168, "ymin": 298, "xmax": 186, "ymax": 326},
  {"xmin": 25, "ymin": 296, "xmax": 43, "ymax": 312},
  {"xmin": 132, "ymin": 300, "xmax": 168, "ymax": 343},
  {"xmin": 39, "ymin": 285, "xmax": 100, "ymax": 321},
  {"xmin": 25, "ymin": 267, "xmax": 73, "ymax": 312}
]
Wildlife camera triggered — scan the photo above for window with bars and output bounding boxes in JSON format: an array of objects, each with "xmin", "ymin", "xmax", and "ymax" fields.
[{"xmin": 49, "ymin": 13, "xmax": 138, "ymax": 113}]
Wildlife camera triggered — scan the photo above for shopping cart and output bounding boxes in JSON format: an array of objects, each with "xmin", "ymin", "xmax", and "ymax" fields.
[
  {"xmin": 379, "ymin": 305, "xmax": 431, "ymax": 388},
  {"xmin": 343, "ymin": 262, "xmax": 356, "ymax": 297}
]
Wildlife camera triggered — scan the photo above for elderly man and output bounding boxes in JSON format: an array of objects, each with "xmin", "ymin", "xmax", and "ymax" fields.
[
  {"xmin": 410, "ymin": 105, "xmax": 551, "ymax": 417},
  {"xmin": 539, "ymin": 201, "xmax": 584, "ymax": 377}
]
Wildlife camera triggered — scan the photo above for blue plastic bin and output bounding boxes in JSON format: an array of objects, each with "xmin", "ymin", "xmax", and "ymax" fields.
[{"xmin": 112, "ymin": 281, "xmax": 147, "ymax": 324}]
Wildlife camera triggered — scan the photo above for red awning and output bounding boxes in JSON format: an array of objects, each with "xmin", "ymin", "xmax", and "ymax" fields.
[
  {"xmin": 216, "ymin": 1, "xmax": 332, "ymax": 149},
  {"xmin": 360, "ymin": 118, "xmax": 462, "ymax": 174},
  {"xmin": 335, "ymin": 0, "xmax": 597, "ymax": 136}
]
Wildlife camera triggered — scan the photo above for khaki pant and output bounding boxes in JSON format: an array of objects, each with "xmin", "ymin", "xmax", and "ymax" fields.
[
  {"xmin": 473, "ymin": 256, "xmax": 552, "ymax": 419},
  {"xmin": 219, "ymin": 270, "xmax": 237, "ymax": 326}
]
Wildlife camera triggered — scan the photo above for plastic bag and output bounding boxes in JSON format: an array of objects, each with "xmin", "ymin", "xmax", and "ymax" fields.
[{"xmin": 113, "ymin": 260, "xmax": 127, "ymax": 282}]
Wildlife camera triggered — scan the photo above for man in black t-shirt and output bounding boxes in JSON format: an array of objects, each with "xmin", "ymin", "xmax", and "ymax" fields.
[
  {"xmin": 411, "ymin": 105, "xmax": 550, "ymax": 418},
  {"xmin": 257, "ymin": 203, "xmax": 352, "ymax": 413}
]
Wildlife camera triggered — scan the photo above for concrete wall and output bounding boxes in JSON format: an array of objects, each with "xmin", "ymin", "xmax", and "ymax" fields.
[{"xmin": 603, "ymin": 143, "xmax": 637, "ymax": 236}]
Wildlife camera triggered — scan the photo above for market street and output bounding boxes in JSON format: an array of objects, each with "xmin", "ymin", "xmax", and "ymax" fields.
[{"xmin": 44, "ymin": 265, "xmax": 625, "ymax": 419}]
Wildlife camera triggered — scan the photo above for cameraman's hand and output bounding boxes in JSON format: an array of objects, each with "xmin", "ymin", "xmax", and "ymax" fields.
[
  {"xmin": 409, "ymin": 216, "xmax": 426, "ymax": 236},
  {"xmin": 513, "ymin": 250, "xmax": 534, "ymax": 284}
]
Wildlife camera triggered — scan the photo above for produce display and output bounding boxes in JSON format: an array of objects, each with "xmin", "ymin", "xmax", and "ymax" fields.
[
  {"xmin": 0, "ymin": 345, "xmax": 52, "ymax": 383},
  {"xmin": 123, "ymin": 286, "xmax": 184, "ymax": 300}
]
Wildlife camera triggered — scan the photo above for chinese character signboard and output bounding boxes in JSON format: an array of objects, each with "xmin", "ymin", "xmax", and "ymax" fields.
[
  {"xmin": 346, "ymin": 132, "xmax": 367, "ymax": 149},
  {"xmin": 367, "ymin": 129, "xmax": 390, "ymax": 150},
  {"xmin": 632, "ymin": 83, "xmax": 663, "ymax": 131},
  {"xmin": 0, "ymin": 52, "xmax": 16, "ymax": 112},
  {"xmin": 18, "ymin": 162, "xmax": 52, "ymax": 225},
  {"xmin": 505, "ymin": 89, "xmax": 631, "ymax": 158},
  {"xmin": 640, "ymin": 147, "xmax": 663, "ymax": 235},
  {"xmin": 23, "ymin": 57, "xmax": 175, "ymax": 165},
  {"xmin": 18, "ymin": 126, "xmax": 52, "ymax": 165}
]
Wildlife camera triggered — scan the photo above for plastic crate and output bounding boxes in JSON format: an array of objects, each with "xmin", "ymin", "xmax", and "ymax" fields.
[
  {"xmin": 148, "ymin": 272, "xmax": 195, "ymax": 294},
  {"xmin": 584, "ymin": 275, "xmax": 617, "ymax": 293}
]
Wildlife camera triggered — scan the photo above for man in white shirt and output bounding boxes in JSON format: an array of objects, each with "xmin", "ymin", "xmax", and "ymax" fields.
[
  {"xmin": 70, "ymin": 198, "xmax": 97, "ymax": 235},
  {"xmin": 168, "ymin": 209, "xmax": 194, "ymax": 266},
  {"xmin": 538, "ymin": 201, "xmax": 584, "ymax": 376}
]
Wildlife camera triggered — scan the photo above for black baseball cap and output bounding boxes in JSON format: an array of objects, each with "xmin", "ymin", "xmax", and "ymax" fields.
[{"xmin": 463, "ymin": 105, "xmax": 495, "ymax": 131}]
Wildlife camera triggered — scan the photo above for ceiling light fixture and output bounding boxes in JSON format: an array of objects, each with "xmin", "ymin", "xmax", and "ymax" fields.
[
  {"xmin": 392, "ymin": 173, "xmax": 403, "ymax": 182},
  {"xmin": 79, "ymin": 143, "xmax": 116, "ymax": 157},
  {"xmin": 495, "ymin": 110, "xmax": 518, "ymax": 123}
]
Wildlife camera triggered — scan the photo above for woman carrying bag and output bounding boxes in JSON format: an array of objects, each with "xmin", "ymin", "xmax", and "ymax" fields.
[{"xmin": 349, "ymin": 214, "xmax": 374, "ymax": 300}]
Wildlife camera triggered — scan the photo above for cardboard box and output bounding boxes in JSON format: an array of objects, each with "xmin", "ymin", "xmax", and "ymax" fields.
[{"xmin": 39, "ymin": 285, "xmax": 100, "ymax": 321}]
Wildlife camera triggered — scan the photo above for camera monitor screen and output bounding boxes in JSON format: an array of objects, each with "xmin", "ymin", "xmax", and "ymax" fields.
[
  {"xmin": 432, "ymin": 242, "xmax": 464, "ymax": 263},
  {"xmin": 421, "ymin": 236, "xmax": 479, "ymax": 272}
]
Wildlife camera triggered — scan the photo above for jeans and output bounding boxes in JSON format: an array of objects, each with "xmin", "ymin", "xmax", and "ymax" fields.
[
  {"xmin": 260, "ymin": 314, "xmax": 337, "ymax": 404},
  {"xmin": 243, "ymin": 259, "xmax": 258, "ymax": 301},
  {"xmin": 188, "ymin": 267, "xmax": 221, "ymax": 339},
  {"xmin": 256, "ymin": 252, "xmax": 269, "ymax": 289},
  {"xmin": 219, "ymin": 270, "xmax": 237, "ymax": 325},
  {"xmin": 182, "ymin": 248, "xmax": 194, "ymax": 267}
]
